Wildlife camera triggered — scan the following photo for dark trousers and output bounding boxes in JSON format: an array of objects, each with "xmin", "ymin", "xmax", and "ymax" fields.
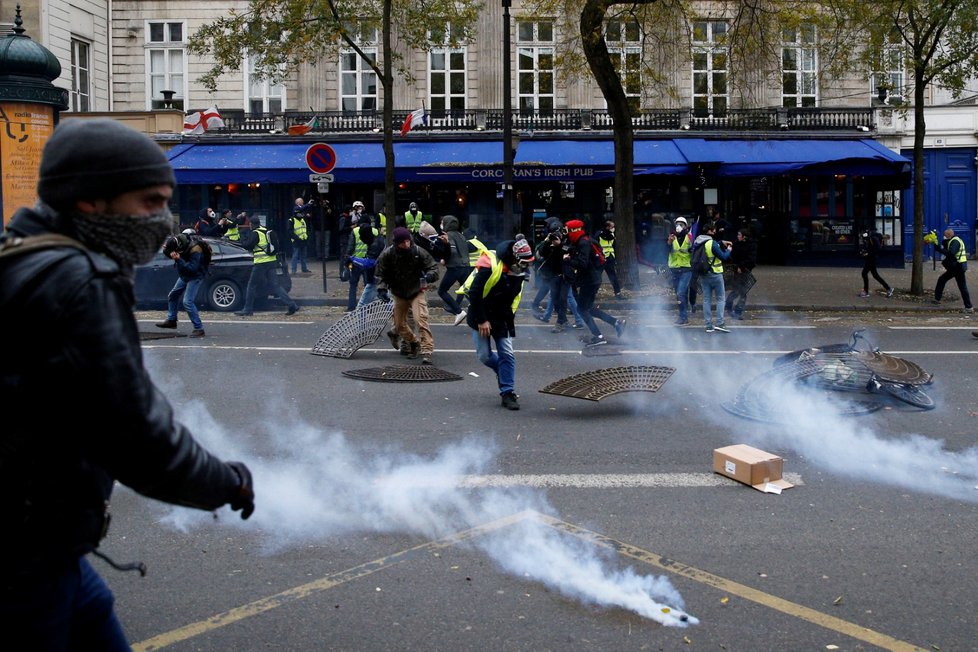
[
  {"xmin": 935, "ymin": 264, "xmax": 972, "ymax": 308},
  {"xmin": 438, "ymin": 266, "xmax": 471, "ymax": 315},
  {"xmin": 861, "ymin": 259, "xmax": 890, "ymax": 292},
  {"xmin": 573, "ymin": 282, "xmax": 617, "ymax": 337},
  {"xmin": 337, "ymin": 233, "xmax": 351, "ymax": 279},
  {"xmin": 688, "ymin": 271, "xmax": 700, "ymax": 308},
  {"xmin": 243, "ymin": 262, "xmax": 298, "ymax": 312},
  {"xmin": 548, "ymin": 274, "xmax": 570, "ymax": 325},
  {"xmin": 0, "ymin": 557, "xmax": 130, "ymax": 651},
  {"xmin": 601, "ymin": 257, "xmax": 621, "ymax": 294},
  {"xmin": 532, "ymin": 272, "xmax": 552, "ymax": 309}
]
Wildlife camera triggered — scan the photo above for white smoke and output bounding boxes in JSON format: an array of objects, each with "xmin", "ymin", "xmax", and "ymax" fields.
[{"xmin": 141, "ymin": 354, "xmax": 697, "ymax": 627}]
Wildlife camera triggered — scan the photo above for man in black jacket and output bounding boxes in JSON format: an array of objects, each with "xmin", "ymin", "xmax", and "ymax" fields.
[
  {"xmin": 376, "ymin": 227, "xmax": 439, "ymax": 364},
  {"xmin": 563, "ymin": 219, "xmax": 625, "ymax": 345},
  {"xmin": 0, "ymin": 119, "xmax": 254, "ymax": 650},
  {"xmin": 724, "ymin": 228, "xmax": 759, "ymax": 319}
]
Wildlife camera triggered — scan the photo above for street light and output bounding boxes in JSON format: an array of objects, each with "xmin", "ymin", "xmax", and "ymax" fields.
[{"xmin": 501, "ymin": 0, "xmax": 514, "ymax": 238}]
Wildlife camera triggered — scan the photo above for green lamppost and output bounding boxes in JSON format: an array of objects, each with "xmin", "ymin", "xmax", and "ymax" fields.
[{"xmin": 0, "ymin": 4, "xmax": 69, "ymax": 226}]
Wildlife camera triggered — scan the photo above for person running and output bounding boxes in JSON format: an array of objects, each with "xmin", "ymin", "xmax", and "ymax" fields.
[{"xmin": 858, "ymin": 228, "xmax": 893, "ymax": 298}]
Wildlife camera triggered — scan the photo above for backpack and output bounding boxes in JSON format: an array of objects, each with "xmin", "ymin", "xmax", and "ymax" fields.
[
  {"xmin": 590, "ymin": 241, "xmax": 606, "ymax": 270},
  {"xmin": 187, "ymin": 235, "xmax": 213, "ymax": 272},
  {"xmin": 690, "ymin": 241, "xmax": 712, "ymax": 275}
]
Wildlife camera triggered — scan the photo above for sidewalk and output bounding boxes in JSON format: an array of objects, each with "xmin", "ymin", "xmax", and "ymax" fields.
[{"xmin": 287, "ymin": 260, "xmax": 970, "ymax": 314}]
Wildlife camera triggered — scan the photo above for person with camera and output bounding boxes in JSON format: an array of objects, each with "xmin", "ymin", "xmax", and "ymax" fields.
[
  {"xmin": 155, "ymin": 233, "xmax": 209, "ymax": 338},
  {"xmin": 465, "ymin": 238, "xmax": 535, "ymax": 410},
  {"xmin": 562, "ymin": 220, "xmax": 625, "ymax": 345},
  {"xmin": 691, "ymin": 220, "xmax": 733, "ymax": 333},
  {"xmin": 856, "ymin": 227, "xmax": 892, "ymax": 298},
  {"xmin": 0, "ymin": 118, "xmax": 255, "ymax": 650},
  {"xmin": 376, "ymin": 227, "xmax": 440, "ymax": 364},
  {"xmin": 536, "ymin": 220, "xmax": 575, "ymax": 333}
]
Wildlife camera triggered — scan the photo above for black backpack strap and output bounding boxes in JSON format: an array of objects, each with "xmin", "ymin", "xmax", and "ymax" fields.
[{"xmin": 0, "ymin": 234, "xmax": 88, "ymax": 260}]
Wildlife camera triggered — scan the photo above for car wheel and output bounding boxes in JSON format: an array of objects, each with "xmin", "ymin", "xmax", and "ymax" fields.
[{"xmin": 207, "ymin": 278, "xmax": 243, "ymax": 312}]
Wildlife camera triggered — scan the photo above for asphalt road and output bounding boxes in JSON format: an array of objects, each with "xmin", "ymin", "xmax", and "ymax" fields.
[{"xmin": 105, "ymin": 309, "xmax": 978, "ymax": 651}]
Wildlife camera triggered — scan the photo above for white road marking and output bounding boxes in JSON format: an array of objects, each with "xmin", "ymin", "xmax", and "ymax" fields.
[{"xmin": 376, "ymin": 472, "xmax": 804, "ymax": 488}]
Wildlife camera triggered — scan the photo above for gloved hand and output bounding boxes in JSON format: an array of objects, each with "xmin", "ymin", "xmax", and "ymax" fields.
[
  {"xmin": 377, "ymin": 288, "xmax": 390, "ymax": 302},
  {"xmin": 425, "ymin": 272, "xmax": 438, "ymax": 284},
  {"xmin": 227, "ymin": 461, "xmax": 255, "ymax": 520}
]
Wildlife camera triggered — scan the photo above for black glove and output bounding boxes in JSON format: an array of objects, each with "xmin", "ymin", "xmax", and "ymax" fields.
[
  {"xmin": 377, "ymin": 288, "xmax": 390, "ymax": 302},
  {"xmin": 227, "ymin": 461, "xmax": 255, "ymax": 520},
  {"xmin": 425, "ymin": 272, "xmax": 438, "ymax": 284}
]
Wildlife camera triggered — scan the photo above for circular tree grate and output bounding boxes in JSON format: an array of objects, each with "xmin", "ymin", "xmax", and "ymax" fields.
[
  {"xmin": 540, "ymin": 365, "xmax": 676, "ymax": 401},
  {"xmin": 312, "ymin": 300, "xmax": 394, "ymax": 359},
  {"xmin": 852, "ymin": 351, "xmax": 933, "ymax": 385},
  {"xmin": 342, "ymin": 364, "xmax": 463, "ymax": 383}
]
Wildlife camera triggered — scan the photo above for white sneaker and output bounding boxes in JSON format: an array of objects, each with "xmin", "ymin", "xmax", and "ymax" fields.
[{"xmin": 453, "ymin": 310, "xmax": 467, "ymax": 326}]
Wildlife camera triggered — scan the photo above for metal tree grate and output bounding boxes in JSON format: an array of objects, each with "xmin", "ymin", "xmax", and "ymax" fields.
[
  {"xmin": 311, "ymin": 300, "xmax": 394, "ymax": 358},
  {"xmin": 139, "ymin": 332, "xmax": 186, "ymax": 341},
  {"xmin": 342, "ymin": 364, "xmax": 463, "ymax": 383},
  {"xmin": 540, "ymin": 365, "xmax": 676, "ymax": 401},
  {"xmin": 851, "ymin": 351, "xmax": 933, "ymax": 385}
]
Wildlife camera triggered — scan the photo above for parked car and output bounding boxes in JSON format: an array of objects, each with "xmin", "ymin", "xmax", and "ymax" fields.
[{"xmin": 134, "ymin": 237, "xmax": 292, "ymax": 312}]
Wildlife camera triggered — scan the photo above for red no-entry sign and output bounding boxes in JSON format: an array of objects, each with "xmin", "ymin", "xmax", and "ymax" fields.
[{"xmin": 305, "ymin": 143, "xmax": 337, "ymax": 174}]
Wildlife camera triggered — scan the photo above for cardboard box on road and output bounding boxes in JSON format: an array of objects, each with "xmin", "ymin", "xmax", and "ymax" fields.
[{"xmin": 713, "ymin": 444, "xmax": 794, "ymax": 493}]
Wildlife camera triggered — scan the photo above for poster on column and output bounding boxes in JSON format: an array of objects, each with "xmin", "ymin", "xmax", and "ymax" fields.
[{"xmin": 1, "ymin": 103, "xmax": 55, "ymax": 227}]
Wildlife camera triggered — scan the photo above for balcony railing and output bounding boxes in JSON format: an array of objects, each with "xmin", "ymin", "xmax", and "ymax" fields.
[{"xmin": 202, "ymin": 107, "xmax": 878, "ymax": 136}]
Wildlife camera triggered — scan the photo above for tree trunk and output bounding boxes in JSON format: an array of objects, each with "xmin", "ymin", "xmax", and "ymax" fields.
[
  {"xmin": 580, "ymin": 0, "xmax": 657, "ymax": 291},
  {"xmin": 382, "ymin": 0, "xmax": 396, "ymax": 243},
  {"xmin": 910, "ymin": 65, "xmax": 927, "ymax": 295}
]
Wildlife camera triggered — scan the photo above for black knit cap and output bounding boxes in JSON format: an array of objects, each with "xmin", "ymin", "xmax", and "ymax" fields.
[{"xmin": 37, "ymin": 118, "xmax": 175, "ymax": 211}]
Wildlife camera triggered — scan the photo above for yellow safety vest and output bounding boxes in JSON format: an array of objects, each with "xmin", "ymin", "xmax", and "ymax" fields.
[
  {"xmin": 377, "ymin": 212, "xmax": 387, "ymax": 234},
  {"xmin": 458, "ymin": 250, "xmax": 497, "ymax": 296},
  {"xmin": 254, "ymin": 227, "xmax": 277, "ymax": 264},
  {"xmin": 225, "ymin": 225, "xmax": 240, "ymax": 242},
  {"xmin": 467, "ymin": 236, "xmax": 488, "ymax": 266},
  {"xmin": 404, "ymin": 210, "xmax": 423, "ymax": 232},
  {"xmin": 598, "ymin": 235, "xmax": 615, "ymax": 259},
  {"xmin": 458, "ymin": 251, "xmax": 522, "ymax": 313},
  {"xmin": 292, "ymin": 216, "xmax": 308, "ymax": 241},
  {"xmin": 352, "ymin": 227, "xmax": 379, "ymax": 257},
  {"xmin": 950, "ymin": 236, "xmax": 967, "ymax": 264},
  {"xmin": 704, "ymin": 237, "xmax": 724, "ymax": 274},
  {"xmin": 668, "ymin": 234, "xmax": 691, "ymax": 268}
]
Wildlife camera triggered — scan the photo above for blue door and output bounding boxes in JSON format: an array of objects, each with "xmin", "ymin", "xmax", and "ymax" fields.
[{"xmin": 903, "ymin": 147, "xmax": 977, "ymax": 260}]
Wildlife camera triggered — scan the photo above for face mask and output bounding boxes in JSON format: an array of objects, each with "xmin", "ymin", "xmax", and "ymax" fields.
[
  {"xmin": 675, "ymin": 225, "xmax": 685, "ymax": 233},
  {"xmin": 208, "ymin": 209, "xmax": 216, "ymax": 219},
  {"xmin": 71, "ymin": 208, "xmax": 174, "ymax": 270}
]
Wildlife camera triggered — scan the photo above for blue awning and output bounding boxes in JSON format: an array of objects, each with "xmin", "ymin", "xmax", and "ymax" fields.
[
  {"xmin": 672, "ymin": 138, "xmax": 911, "ymax": 177},
  {"xmin": 168, "ymin": 141, "xmax": 504, "ymax": 184},
  {"xmin": 514, "ymin": 139, "xmax": 690, "ymax": 178},
  {"xmin": 168, "ymin": 137, "xmax": 910, "ymax": 185}
]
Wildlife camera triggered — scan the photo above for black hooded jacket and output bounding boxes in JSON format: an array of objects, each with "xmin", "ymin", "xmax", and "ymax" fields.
[
  {"xmin": 0, "ymin": 206, "xmax": 243, "ymax": 576},
  {"xmin": 465, "ymin": 240, "xmax": 527, "ymax": 337}
]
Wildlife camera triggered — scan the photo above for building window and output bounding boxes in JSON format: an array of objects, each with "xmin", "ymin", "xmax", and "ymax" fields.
[
  {"xmin": 340, "ymin": 23, "xmax": 378, "ymax": 112},
  {"xmin": 782, "ymin": 25, "xmax": 816, "ymax": 108},
  {"xmin": 517, "ymin": 19, "xmax": 555, "ymax": 115},
  {"xmin": 872, "ymin": 30, "xmax": 904, "ymax": 102},
  {"xmin": 605, "ymin": 19, "xmax": 642, "ymax": 113},
  {"xmin": 691, "ymin": 20, "xmax": 728, "ymax": 117},
  {"xmin": 146, "ymin": 21, "xmax": 185, "ymax": 110},
  {"xmin": 245, "ymin": 56, "xmax": 285, "ymax": 114},
  {"xmin": 70, "ymin": 38, "xmax": 91, "ymax": 112},
  {"xmin": 428, "ymin": 24, "xmax": 467, "ymax": 114}
]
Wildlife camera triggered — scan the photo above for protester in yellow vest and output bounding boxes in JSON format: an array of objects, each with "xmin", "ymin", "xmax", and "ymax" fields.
[
  {"xmin": 667, "ymin": 216, "xmax": 693, "ymax": 325},
  {"xmin": 595, "ymin": 219, "xmax": 623, "ymax": 298},
  {"xmin": 234, "ymin": 215, "xmax": 300, "ymax": 317},
  {"xmin": 290, "ymin": 198, "xmax": 311, "ymax": 274},
  {"xmin": 465, "ymin": 238, "xmax": 534, "ymax": 410},
  {"xmin": 403, "ymin": 202, "xmax": 423, "ymax": 233},
  {"xmin": 933, "ymin": 227, "xmax": 973, "ymax": 312}
]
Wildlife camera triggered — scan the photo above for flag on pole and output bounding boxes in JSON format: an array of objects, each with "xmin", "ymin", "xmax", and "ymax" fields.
[
  {"xmin": 183, "ymin": 107, "xmax": 225, "ymax": 135},
  {"xmin": 287, "ymin": 115, "xmax": 319, "ymax": 136},
  {"xmin": 399, "ymin": 108, "xmax": 427, "ymax": 136}
]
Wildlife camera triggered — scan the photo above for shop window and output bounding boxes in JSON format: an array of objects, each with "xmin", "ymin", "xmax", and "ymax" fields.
[{"xmin": 875, "ymin": 190, "xmax": 901, "ymax": 248}]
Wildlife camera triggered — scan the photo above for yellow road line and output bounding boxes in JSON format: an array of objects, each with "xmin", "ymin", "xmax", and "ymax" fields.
[
  {"xmin": 537, "ymin": 514, "xmax": 927, "ymax": 652},
  {"xmin": 133, "ymin": 510, "xmax": 533, "ymax": 651},
  {"xmin": 135, "ymin": 509, "xmax": 926, "ymax": 652}
]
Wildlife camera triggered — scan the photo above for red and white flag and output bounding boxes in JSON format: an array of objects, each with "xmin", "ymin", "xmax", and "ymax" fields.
[
  {"xmin": 399, "ymin": 108, "xmax": 427, "ymax": 136},
  {"xmin": 287, "ymin": 115, "xmax": 318, "ymax": 136},
  {"xmin": 183, "ymin": 107, "xmax": 225, "ymax": 135}
]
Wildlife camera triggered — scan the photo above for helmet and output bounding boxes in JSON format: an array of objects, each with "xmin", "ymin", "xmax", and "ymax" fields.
[
  {"xmin": 162, "ymin": 234, "xmax": 189, "ymax": 256},
  {"xmin": 353, "ymin": 200, "xmax": 365, "ymax": 209},
  {"xmin": 409, "ymin": 202, "xmax": 418, "ymax": 210},
  {"xmin": 675, "ymin": 216, "xmax": 688, "ymax": 225}
]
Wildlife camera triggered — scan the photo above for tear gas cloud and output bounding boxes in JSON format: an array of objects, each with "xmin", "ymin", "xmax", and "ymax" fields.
[
  {"xmin": 141, "ymin": 354, "xmax": 696, "ymax": 627},
  {"xmin": 623, "ymin": 311, "xmax": 978, "ymax": 503}
]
